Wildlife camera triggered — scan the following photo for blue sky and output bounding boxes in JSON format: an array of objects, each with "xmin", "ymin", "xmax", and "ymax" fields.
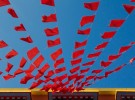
[{"xmin": 0, "ymin": 0, "xmax": 135, "ymax": 88}]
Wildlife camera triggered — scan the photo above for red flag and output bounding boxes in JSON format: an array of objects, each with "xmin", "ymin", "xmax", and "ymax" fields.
[
  {"xmin": 20, "ymin": 36, "xmax": 33, "ymax": 43},
  {"xmin": 72, "ymin": 49, "xmax": 84, "ymax": 59},
  {"xmin": 3, "ymin": 74, "xmax": 14, "ymax": 80},
  {"xmin": 19, "ymin": 57, "xmax": 27, "ymax": 68},
  {"xmin": 123, "ymin": 4, "xmax": 135, "ymax": 14},
  {"xmin": 109, "ymin": 19, "xmax": 125, "ymax": 27},
  {"xmin": 82, "ymin": 60, "xmax": 95, "ymax": 66},
  {"xmin": 94, "ymin": 76, "xmax": 105, "ymax": 80},
  {"xmin": 29, "ymin": 79, "xmax": 44, "ymax": 89},
  {"xmin": 108, "ymin": 54, "xmax": 121, "ymax": 61},
  {"xmin": 38, "ymin": 63, "xmax": 50, "ymax": 74},
  {"xmin": 77, "ymin": 28, "xmax": 91, "ymax": 35},
  {"xmin": 14, "ymin": 68, "xmax": 24, "ymax": 76},
  {"xmin": 0, "ymin": 40, "xmax": 8, "ymax": 48},
  {"xmin": 5, "ymin": 49, "xmax": 18, "ymax": 59},
  {"xmin": 75, "ymin": 75, "xmax": 85, "ymax": 81},
  {"xmin": 41, "ymin": 0, "xmax": 55, "ymax": 6},
  {"xmin": 70, "ymin": 66, "xmax": 80, "ymax": 74},
  {"xmin": 71, "ymin": 58, "xmax": 82, "ymax": 66},
  {"xmin": 80, "ymin": 15, "xmax": 95, "ymax": 26},
  {"xmin": 42, "ymin": 14, "xmax": 56, "ymax": 22},
  {"xmin": 92, "ymin": 69, "xmax": 102, "ymax": 74},
  {"xmin": 0, "ymin": 0, "xmax": 10, "ymax": 7},
  {"xmin": 95, "ymin": 42, "xmax": 108, "ymax": 50},
  {"xmin": 86, "ymin": 76, "xmax": 95, "ymax": 81},
  {"xmin": 54, "ymin": 58, "xmax": 64, "ymax": 68},
  {"xmin": 7, "ymin": 8, "xmax": 18, "ymax": 18},
  {"xmin": 47, "ymin": 38, "xmax": 61, "ymax": 47},
  {"xmin": 84, "ymin": 1, "xmax": 99, "ymax": 11},
  {"xmin": 45, "ymin": 70, "xmax": 54, "ymax": 78},
  {"xmin": 114, "ymin": 64, "xmax": 127, "ymax": 72},
  {"xmin": 5, "ymin": 63, "xmax": 13, "ymax": 73},
  {"xmin": 58, "ymin": 74, "xmax": 67, "ymax": 81},
  {"xmin": 20, "ymin": 74, "xmax": 34, "ymax": 84},
  {"xmin": 130, "ymin": 57, "xmax": 135, "ymax": 64},
  {"xmin": 131, "ymin": 0, "xmax": 135, "ymax": 2},
  {"xmin": 119, "ymin": 45, "xmax": 131, "ymax": 54},
  {"xmin": 44, "ymin": 27, "xmax": 59, "ymax": 36},
  {"xmin": 101, "ymin": 61, "xmax": 112, "ymax": 68},
  {"xmin": 130, "ymin": 42, "xmax": 135, "ymax": 45},
  {"xmin": 27, "ymin": 47, "xmax": 39, "ymax": 60},
  {"xmin": 101, "ymin": 31, "xmax": 116, "ymax": 39},
  {"xmin": 25, "ymin": 64, "xmax": 36, "ymax": 74},
  {"xmin": 33, "ymin": 55, "xmax": 44, "ymax": 68},
  {"xmin": 55, "ymin": 66, "xmax": 66, "ymax": 74},
  {"xmin": 88, "ymin": 51, "xmax": 101, "ymax": 58},
  {"xmin": 105, "ymin": 70, "xmax": 114, "ymax": 77},
  {"xmin": 35, "ymin": 73, "xmax": 43, "ymax": 80},
  {"xmin": 68, "ymin": 73, "xmax": 78, "ymax": 81},
  {"xmin": 80, "ymin": 68, "xmax": 90, "ymax": 74},
  {"xmin": 14, "ymin": 24, "xmax": 26, "ymax": 31},
  {"xmin": 50, "ymin": 48, "xmax": 62, "ymax": 61},
  {"xmin": 75, "ymin": 40, "xmax": 87, "ymax": 49}
]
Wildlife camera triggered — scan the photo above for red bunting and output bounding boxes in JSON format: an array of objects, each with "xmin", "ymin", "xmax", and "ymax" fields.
[
  {"xmin": 5, "ymin": 49, "xmax": 18, "ymax": 59},
  {"xmin": 94, "ymin": 76, "xmax": 105, "ymax": 80},
  {"xmin": 33, "ymin": 55, "xmax": 44, "ymax": 68},
  {"xmin": 25, "ymin": 64, "xmax": 36, "ymax": 75},
  {"xmin": 44, "ymin": 27, "xmax": 59, "ymax": 36},
  {"xmin": 109, "ymin": 19, "xmax": 125, "ymax": 27},
  {"xmin": 3, "ymin": 74, "xmax": 14, "ymax": 80},
  {"xmin": 114, "ymin": 64, "xmax": 127, "ymax": 72},
  {"xmin": 42, "ymin": 14, "xmax": 56, "ymax": 22},
  {"xmin": 130, "ymin": 57, "xmax": 135, "ymax": 64},
  {"xmin": 41, "ymin": 0, "xmax": 55, "ymax": 6},
  {"xmin": 29, "ymin": 79, "xmax": 44, "ymax": 89},
  {"xmin": 101, "ymin": 61, "xmax": 112, "ymax": 68},
  {"xmin": 50, "ymin": 48, "xmax": 62, "ymax": 61},
  {"xmin": 71, "ymin": 58, "xmax": 82, "ymax": 66},
  {"xmin": 82, "ymin": 60, "xmax": 95, "ymax": 66},
  {"xmin": 75, "ymin": 40, "xmax": 87, "ymax": 49},
  {"xmin": 0, "ymin": 40, "xmax": 8, "ymax": 48},
  {"xmin": 27, "ymin": 47, "xmax": 39, "ymax": 60},
  {"xmin": 105, "ymin": 70, "xmax": 114, "ymax": 77},
  {"xmin": 7, "ymin": 8, "xmax": 18, "ymax": 18},
  {"xmin": 0, "ymin": 0, "xmax": 10, "ymax": 7},
  {"xmin": 70, "ymin": 66, "xmax": 80, "ymax": 74},
  {"xmin": 20, "ymin": 73, "xmax": 34, "ymax": 84},
  {"xmin": 80, "ymin": 68, "xmax": 90, "ymax": 74},
  {"xmin": 84, "ymin": 1, "xmax": 99, "ymax": 11},
  {"xmin": 19, "ymin": 57, "xmax": 27, "ymax": 68},
  {"xmin": 95, "ymin": 42, "xmax": 108, "ymax": 50},
  {"xmin": 47, "ymin": 38, "xmax": 61, "ymax": 47},
  {"xmin": 101, "ymin": 31, "xmax": 116, "ymax": 39},
  {"xmin": 77, "ymin": 28, "xmax": 91, "ymax": 35},
  {"xmin": 80, "ymin": 15, "xmax": 95, "ymax": 27},
  {"xmin": 20, "ymin": 36, "xmax": 33, "ymax": 43},
  {"xmin": 119, "ymin": 45, "xmax": 131, "ymax": 54},
  {"xmin": 54, "ymin": 58, "xmax": 64, "ymax": 68},
  {"xmin": 38, "ymin": 63, "xmax": 50, "ymax": 74},
  {"xmin": 44, "ymin": 70, "xmax": 54, "ymax": 78},
  {"xmin": 131, "ymin": 0, "xmax": 135, "ymax": 2},
  {"xmin": 75, "ymin": 75, "xmax": 85, "ymax": 82},
  {"xmin": 86, "ymin": 76, "xmax": 95, "ymax": 81},
  {"xmin": 35, "ymin": 73, "xmax": 43, "ymax": 80},
  {"xmin": 88, "ymin": 51, "xmax": 101, "ymax": 58},
  {"xmin": 14, "ymin": 24, "xmax": 26, "ymax": 31},
  {"xmin": 68, "ymin": 73, "xmax": 78, "ymax": 81},
  {"xmin": 108, "ymin": 54, "xmax": 121, "ymax": 61},
  {"xmin": 5, "ymin": 63, "xmax": 13, "ymax": 73},
  {"xmin": 92, "ymin": 69, "xmax": 102, "ymax": 74},
  {"xmin": 14, "ymin": 68, "xmax": 24, "ymax": 76},
  {"xmin": 123, "ymin": 4, "xmax": 135, "ymax": 14},
  {"xmin": 55, "ymin": 66, "xmax": 66, "ymax": 74},
  {"xmin": 72, "ymin": 49, "xmax": 84, "ymax": 59},
  {"xmin": 130, "ymin": 42, "xmax": 135, "ymax": 45},
  {"xmin": 58, "ymin": 74, "xmax": 67, "ymax": 82}
]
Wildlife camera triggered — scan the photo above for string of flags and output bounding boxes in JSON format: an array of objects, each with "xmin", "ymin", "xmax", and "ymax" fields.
[{"xmin": 0, "ymin": 0, "xmax": 135, "ymax": 93}]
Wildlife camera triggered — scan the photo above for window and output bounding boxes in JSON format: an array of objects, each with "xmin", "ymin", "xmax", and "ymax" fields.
[
  {"xmin": 117, "ymin": 92, "xmax": 135, "ymax": 100},
  {"xmin": 0, "ymin": 92, "xmax": 31, "ymax": 100},
  {"xmin": 49, "ymin": 92, "xmax": 98, "ymax": 100}
]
